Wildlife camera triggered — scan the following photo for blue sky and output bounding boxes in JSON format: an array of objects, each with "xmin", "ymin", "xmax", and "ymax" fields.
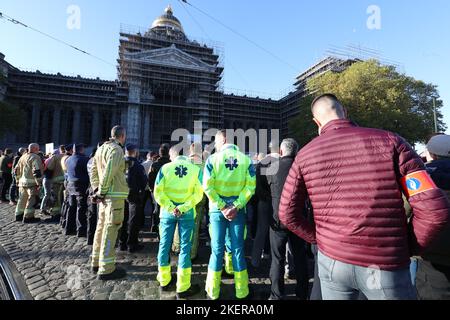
[{"xmin": 1, "ymin": 0, "xmax": 450, "ymax": 137}]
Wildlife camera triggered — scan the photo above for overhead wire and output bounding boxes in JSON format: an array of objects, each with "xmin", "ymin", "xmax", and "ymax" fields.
[{"xmin": 0, "ymin": 11, "xmax": 116, "ymax": 68}]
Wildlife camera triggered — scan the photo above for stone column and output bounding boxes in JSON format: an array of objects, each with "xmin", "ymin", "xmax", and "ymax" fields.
[
  {"xmin": 126, "ymin": 104, "xmax": 141, "ymax": 147},
  {"xmin": 52, "ymin": 107, "xmax": 61, "ymax": 145},
  {"xmin": 126, "ymin": 80, "xmax": 141, "ymax": 146},
  {"xmin": 72, "ymin": 108, "xmax": 81, "ymax": 143},
  {"xmin": 111, "ymin": 110, "xmax": 118, "ymax": 128},
  {"xmin": 30, "ymin": 104, "xmax": 40, "ymax": 141},
  {"xmin": 91, "ymin": 108, "xmax": 100, "ymax": 147},
  {"xmin": 143, "ymin": 109, "xmax": 151, "ymax": 149}
]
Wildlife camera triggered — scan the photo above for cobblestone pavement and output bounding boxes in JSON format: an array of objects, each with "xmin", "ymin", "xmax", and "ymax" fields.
[{"xmin": 0, "ymin": 203, "xmax": 305, "ymax": 300}]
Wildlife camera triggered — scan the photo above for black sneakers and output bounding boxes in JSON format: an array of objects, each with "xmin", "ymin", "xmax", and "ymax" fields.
[
  {"xmin": 15, "ymin": 214, "xmax": 24, "ymax": 222},
  {"xmin": 91, "ymin": 266, "xmax": 99, "ymax": 274},
  {"xmin": 97, "ymin": 267, "xmax": 127, "ymax": 281},
  {"xmin": 176, "ymin": 284, "xmax": 201, "ymax": 300}
]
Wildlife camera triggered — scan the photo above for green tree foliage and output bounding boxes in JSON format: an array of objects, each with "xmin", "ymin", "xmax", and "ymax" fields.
[
  {"xmin": 0, "ymin": 101, "xmax": 26, "ymax": 137},
  {"xmin": 289, "ymin": 60, "xmax": 446, "ymax": 147}
]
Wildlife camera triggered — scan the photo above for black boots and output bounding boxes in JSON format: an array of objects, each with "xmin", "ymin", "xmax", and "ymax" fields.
[
  {"xmin": 176, "ymin": 284, "xmax": 201, "ymax": 300},
  {"xmin": 97, "ymin": 267, "xmax": 127, "ymax": 281}
]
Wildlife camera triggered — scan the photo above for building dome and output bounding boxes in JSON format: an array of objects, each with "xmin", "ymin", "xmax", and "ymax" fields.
[{"xmin": 151, "ymin": 5, "xmax": 185, "ymax": 34}]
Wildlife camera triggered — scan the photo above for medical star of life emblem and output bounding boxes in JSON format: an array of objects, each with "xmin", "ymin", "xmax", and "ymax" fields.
[
  {"xmin": 175, "ymin": 165, "xmax": 188, "ymax": 178},
  {"xmin": 225, "ymin": 157, "xmax": 239, "ymax": 171}
]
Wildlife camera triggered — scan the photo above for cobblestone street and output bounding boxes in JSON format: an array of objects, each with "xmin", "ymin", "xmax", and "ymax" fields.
[{"xmin": 0, "ymin": 203, "xmax": 303, "ymax": 300}]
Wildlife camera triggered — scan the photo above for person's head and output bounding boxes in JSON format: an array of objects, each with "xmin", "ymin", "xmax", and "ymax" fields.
[
  {"xmin": 0, "ymin": 149, "xmax": 2, "ymax": 157},
  {"xmin": 4, "ymin": 148, "xmax": 13, "ymax": 156},
  {"xmin": 169, "ymin": 146, "xmax": 179, "ymax": 161},
  {"xmin": 190, "ymin": 142, "xmax": 203, "ymax": 157},
  {"xmin": 125, "ymin": 143, "xmax": 138, "ymax": 158},
  {"xmin": 65, "ymin": 144, "xmax": 73, "ymax": 156},
  {"xmin": 146, "ymin": 151, "xmax": 154, "ymax": 161},
  {"xmin": 28, "ymin": 143, "xmax": 40, "ymax": 154},
  {"xmin": 74, "ymin": 144, "xmax": 85, "ymax": 155},
  {"xmin": 59, "ymin": 145, "xmax": 66, "ymax": 154},
  {"xmin": 311, "ymin": 94, "xmax": 347, "ymax": 135},
  {"xmin": 269, "ymin": 141, "xmax": 280, "ymax": 155},
  {"xmin": 426, "ymin": 134, "xmax": 450, "ymax": 161},
  {"xmin": 111, "ymin": 125, "xmax": 126, "ymax": 146},
  {"xmin": 280, "ymin": 138, "xmax": 299, "ymax": 157},
  {"xmin": 18, "ymin": 147, "xmax": 26, "ymax": 156},
  {"xmin": 159, "ymin": 144, "xmax": 170, "ymax": 158},
  {"xmin": 214, "ymin": 129, "xmax": 227, "ymax": 152}
]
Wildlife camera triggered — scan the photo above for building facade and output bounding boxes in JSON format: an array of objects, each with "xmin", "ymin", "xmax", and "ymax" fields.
[{"xmin": 0, "ymin": 6, "xmax": 355, "ymax": 152}]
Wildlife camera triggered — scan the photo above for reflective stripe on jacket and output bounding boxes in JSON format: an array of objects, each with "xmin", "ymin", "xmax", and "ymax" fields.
[
  {"xmin": 154, "ymin": 156, "xmax": 203, "ymax": 214},
  {"xmin": 90, "ymin": 139, "xmax": 129, "ymax": 199},
  {"xmin": 203, "ymin": 144, "xmax": 256, "ymax": 210},
  {"xmin": 15, "ymin": 153, "xmax": 44, "ymax": 187}
]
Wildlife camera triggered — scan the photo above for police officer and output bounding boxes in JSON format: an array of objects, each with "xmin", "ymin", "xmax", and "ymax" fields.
[
  {"xmin": 148, "ymin": 144, "xmax": 171, "ymax": 233},
  {"xmin": 14, "ymin": 143, "xmax": 44, "ymax": 223},
  {"xmin": 154, "ymin": 147, "xmax": 203, "ymax": 299},
  {"xmin": 119, "ymin": 144, "xmax": 147, "ymax": 252},
  {"xmin": 203, "ymin": 130, "xmax": 256, "ymax": 300},
  {"xmin": 90, "ymin": 126, "xmax": 129, "ymax": 280},
  {"xmin": 65, "ymin": 144, "xmax": 90, "ymax": 237},
  {"xmin": 86, "ymin": 145, "xmax": 101, "ymax": 246}
]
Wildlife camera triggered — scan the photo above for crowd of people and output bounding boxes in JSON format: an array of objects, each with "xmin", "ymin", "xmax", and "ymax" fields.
[{"xmin": 0, "ymin": 93, "xmax": 449, "ymax": 300}]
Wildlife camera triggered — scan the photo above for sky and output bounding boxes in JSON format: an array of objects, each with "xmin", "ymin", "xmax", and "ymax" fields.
[{"xmin": 1, "ymin": 0, "xmax": 450, "ymax": 139}]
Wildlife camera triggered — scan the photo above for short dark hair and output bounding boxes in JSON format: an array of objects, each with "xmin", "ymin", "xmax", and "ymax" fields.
[{"xmin": 159, "ymin": 144, "xmax": 170, "ymax": 157}]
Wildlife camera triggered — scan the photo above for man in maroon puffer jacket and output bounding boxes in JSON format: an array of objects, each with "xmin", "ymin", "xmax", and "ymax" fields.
[{"xmin": 279, "ymin": 94, "xmax": 450, "ymax": 300}]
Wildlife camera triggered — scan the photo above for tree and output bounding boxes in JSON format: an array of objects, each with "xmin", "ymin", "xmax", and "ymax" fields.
[
  {"xmin": 289, "ymin": 60, "xmax": 446, "ymax": 147},
  {"xmin": 0, "ymin": 101, "xmax": 26, "ymax": 137}
]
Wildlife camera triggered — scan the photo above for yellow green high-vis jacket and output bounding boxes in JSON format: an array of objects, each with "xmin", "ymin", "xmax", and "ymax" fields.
[
  {"xmin": 154, "ymin": 156, "xmax": 203, "ymax": 214},
  {"xmin": 15, "ymin": 152, "xmax": 44, "ymax": 188},
  {"xmin": 203, "ymin": 144, "xmax": 256, "ymax": 210},
  {"xmin": 90, "ymin": 139, "xmax": 129, "ymax": 199}
]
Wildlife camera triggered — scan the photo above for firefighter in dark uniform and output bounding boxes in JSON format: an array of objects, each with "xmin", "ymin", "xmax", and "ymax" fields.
[{"xmin": 119, "ymin": 144, "xmax": 148, "ymax": 252}]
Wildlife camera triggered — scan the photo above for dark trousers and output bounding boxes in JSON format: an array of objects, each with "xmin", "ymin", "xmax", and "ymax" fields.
[
  {"xmin": 416, "ymin": 259, "xmax": 450, "ymax": 300},
  {"xmin": 269, "ymin": 227, "xmax": 308, "ymax": 300},
  {"xmin": 87, "ymin": 197, "xmax": 98, "ymax": 245},
  {"xmin": 63, "ymin": 195, "xmax": 78, "ymax": 234},
  {"xmin": 65, "ymin": 182, "xmax": 88, "ymax": 236},
  {"xmin": 1, "ymin": 173, "xmax": 12, "ymax": 201},
  {"xmin": 120, "ymin": 197, "xmax": 144, "ymax": 249},
  {"xmin": 251, "ymin": 200, "xmax": 272, "ymax": 266},
  {"xmin": 9, "ymin": 177, "xmax": 18, "ymax": 202},
  {"xmin": 151, "ymin": 192, "xmax": 160, "ymax": 232}
]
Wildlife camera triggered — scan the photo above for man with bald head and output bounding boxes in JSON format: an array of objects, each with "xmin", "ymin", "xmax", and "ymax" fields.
[
  {"xmin": 278, "ymin": 93, "xmax": 450, "ymax": 300},
  {"xmin": 14, "ymin": 143, "xmax": 44, "ymax": 223}
]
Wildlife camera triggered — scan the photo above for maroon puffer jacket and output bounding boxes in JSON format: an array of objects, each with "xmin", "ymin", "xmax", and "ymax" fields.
[{"xmin": 279, "ymin": 119, "xmax": 450, "ymax": 270}]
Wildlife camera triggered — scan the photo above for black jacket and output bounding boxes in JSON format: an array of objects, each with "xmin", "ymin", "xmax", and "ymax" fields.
[
  {"xmin": 266, "ymin": 155, "xmax": 295, "ymax": 230},
  {"xmin": 126, "ymin": 156, "xmax": 148, "ymax": 199},
  {"xmin": 424, "ymin": 159, "xmax": 450, "ymax": 267},
  {"xmin": 148, "ymin": 156, "xmax": 170, "ymax": 191},
  {"xmin": 255, "ymin": 155, "xmax": 278, "ymax": 202}
]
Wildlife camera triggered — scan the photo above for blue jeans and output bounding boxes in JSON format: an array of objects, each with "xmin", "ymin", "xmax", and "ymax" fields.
[{"xmin": 318, "ymin": 251, "xmax": 417, "ymax": 300}]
